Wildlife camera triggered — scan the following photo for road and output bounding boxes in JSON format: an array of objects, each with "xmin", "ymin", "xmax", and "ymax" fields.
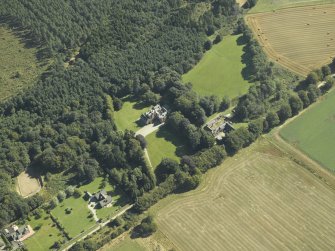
[
  {"xmin": 135, "ymin": 123, "xmax": 164, "ymax": 169},
  {"xmin": 135, "ymin": 123, "xmax": 163, "ymax": 137},
  {"xmin": 143, "ymin": 149, "xmax": 153, "ymax": 168},
  {"xmin": 61, "ymin": 204, "xmax": 134, "ymax": 251}
]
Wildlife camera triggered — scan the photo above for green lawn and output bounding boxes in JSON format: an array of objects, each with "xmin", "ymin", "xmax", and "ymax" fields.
[
  {"xmin": 51, "ymin": 177, "xmax": 127, "ymax": 238},
  {"xmin": 106, "ymin": 236, "xmax": 146, "ymax": 251},
  {"xmin": 51, "ymin": 196, "xmax": 95, "ymax": 238},
  {"xmin": 0, "ymin": 26, "xmax": 47, "ymax": 102},
  {"xmin": 114, "ymin": 96, "xmax": 150, "ymax": 132},
  {"xmin": 146, "ymin": 126, "xmax": 190, "ymax": 168},
  {"xmin": 249, "ymin": 0, "xmax": 335, "ymax": 13},
  {"xmin": 280, "ymin": 90, "xmax": 335, "ymax": 171},
  {"xmin": 25, "ymin": 211, "xmax": 64, "ymax": 251},
  {"xmin": 182, "ymin": 35, "xmax": 251, "ymax": 99}
]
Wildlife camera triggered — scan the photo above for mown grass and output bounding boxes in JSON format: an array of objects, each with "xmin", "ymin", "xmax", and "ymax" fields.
[
  {"xmin": 114, "ymin": 96, "xmax": 150, "ymax": 132},
  {"xmin": 0, "ymin": 26, "xmax": 47, "ymax": 102},
  {"xmin": 249, "ymin": 0, "xmax": 335, "ymax": 13},
  {"xmin": 25, "ymin": 211, "xmax": 64, "ymax": 251},
  {"xmin": 182, "ymin": 35, "xmax": 251, "ymax": 99},
  {"xmin": 280, "ymin": 90, "xmax": 335, "ymax": 171},
  {"xmin": 51, "ymin": 196, "xmax": 95, "ymax": 238},
  {"xmin": 51, "ymin": 177, "xmax": 127, "ymax": 238},
  {"xmin": 146, "ymin": 126, "xmax": 190, "ymax": 168}
]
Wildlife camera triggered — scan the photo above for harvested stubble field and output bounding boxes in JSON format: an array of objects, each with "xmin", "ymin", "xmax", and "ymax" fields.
[
  {"xmin": 246, "ymin": 4, "xmax": 335, "ymax": 75},
  {"xmin": 16, "ymin": 171, "xmax": 41, "ymax": 198},
  {"xmin": 156, "ymin": 140, "xmax": 335, "ymax": 251}
]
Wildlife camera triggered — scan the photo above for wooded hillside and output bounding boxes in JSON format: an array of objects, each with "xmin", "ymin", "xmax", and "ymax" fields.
[{"xmin": 0, "ymin": 0, "xmax": 239, "ymax": 227}]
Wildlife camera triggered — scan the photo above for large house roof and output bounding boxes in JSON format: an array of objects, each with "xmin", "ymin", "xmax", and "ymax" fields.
[
  {"xmin": 93, "ymin": 190, "xmax": 113, "ymax": 207},
  {"xmin": 4, "ymin": 225, "xmax": 30, "ymax": 241}
]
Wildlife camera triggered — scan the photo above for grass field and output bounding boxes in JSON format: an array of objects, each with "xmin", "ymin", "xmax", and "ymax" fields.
[
  {"xmin": 182, "ymin": 35, "xmax": 251, "ymax": 99},
  {"xmin": 280, "ymin": 90, "xmax": 335, "ymax": 171},
  {"xmin": 146, "ymin": 126, "xmax": 190, "ymax": 168},
  {"xmin": 249, "ymin": 0, "xmax": 335, "ymax": 13},
  {"xmin": 246, "ymin": 4, "xmax": 335, "ymax": 75},
  {"xmin": 153, "ymin": 138, "xmax": 335, "ymax": 251},
  {"xmin": 0, "ymin": 26, "xmax": 46, "ymax": 102},
  {"xmin": 114, "ymin": 97, "xmax": 150, "ymax": 132},
  {"xmin": 25, "ymin": 211, "xmax": 64, "ymax": 251}
]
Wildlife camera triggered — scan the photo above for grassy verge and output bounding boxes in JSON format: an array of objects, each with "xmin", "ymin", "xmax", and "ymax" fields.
[
  {"xmin": 182, "ymin": 34, "xmax": 251, "ymax": 99},
  {"xmin": 103, "ymin": 236, "xmax": 146, "ymax": 251}
]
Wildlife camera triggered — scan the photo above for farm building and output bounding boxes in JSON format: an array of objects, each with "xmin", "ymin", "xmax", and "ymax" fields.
[
  {"xmin": 205, "ymin": 114, "xmax": 235, "ymax": 140},
  {"xmin": 140, "ymin": 104, "xmax": 167, "ymax": 125},
  {"xmin": 3, "ymin": 224, "xmax": 34, "ymax": 243},
  {"xmin": 91, "ymin": 190, "xmax": 113, "ymax": 208}
]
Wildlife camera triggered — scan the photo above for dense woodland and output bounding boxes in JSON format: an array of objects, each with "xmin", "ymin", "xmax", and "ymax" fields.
[{"xmin": 0, "ymin": 0, "xmax": 239, "ymax": 228}]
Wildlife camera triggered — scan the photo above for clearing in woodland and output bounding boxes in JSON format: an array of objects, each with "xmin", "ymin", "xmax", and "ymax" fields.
[
  {"xmin": 153, "ymin": 138, "xmax": 335, "ymax": 251},
  {"xmin": 146, "ymin": 126, "xmax": 190, "ymax": 168},
  {"xmin": 16, "ymin": 171, "xmax": 41, "ymax": 198},
  {"xmin": 0, "ymin": 26, "xmax": 46, "ymax": 102},
  {"xmin": 182, "ymin": 35, "xmax": 251, "ymax": 99},
  {"xmin": 114, "ymin": 97, "xmax": 150, "ymax": 132},
  {"xmin": 280, "ymin": 90, "xmax": 335, "ymax": 171},
  {"xmin": 246, "ymin": 4, "xmax": 335, "ymax": 76}
]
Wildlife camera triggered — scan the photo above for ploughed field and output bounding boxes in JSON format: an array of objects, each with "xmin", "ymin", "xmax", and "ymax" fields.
[
  {"xmin": 156, "ymin": 140, "xmax": 335, "ymax": 251},
  {"xmin": 246, "ymin": 4, "xmax": 335, "ymax": 75},
  {"xmin": 280, "ymin": 90, "xmax": 335, "ymax": 171}
]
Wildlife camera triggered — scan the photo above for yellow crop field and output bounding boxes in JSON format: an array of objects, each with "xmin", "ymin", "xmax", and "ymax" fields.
[
  {"xmin": 246, "ymin": 4, "xmax": 335, "ymax": 75},
  {"xmin": 155, "ymin": 139, "xmax": 335, "ymax": 251}
]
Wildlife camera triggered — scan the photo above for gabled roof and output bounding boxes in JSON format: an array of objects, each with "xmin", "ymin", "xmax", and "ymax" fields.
[{"xmin": 4, "ymin": 225, "xmax": 30, "ymax": 241}]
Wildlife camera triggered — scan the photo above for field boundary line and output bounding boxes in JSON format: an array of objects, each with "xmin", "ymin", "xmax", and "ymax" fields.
[
  {"xmin": 248, "ymin": 1, "xmax": 335, "ymax": 14},
  {"xmin": 265, "ymin": 90, "xmax": 335, "ymax": 188}
]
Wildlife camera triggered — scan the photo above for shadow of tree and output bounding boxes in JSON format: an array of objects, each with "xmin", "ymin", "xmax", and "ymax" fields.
[
  {"xmin": 121, "ymin": 95, "xmax": 149, "ymax": 110},
  {"xmin": 155, "ymin": 125, "xmax": 192, "ymax": 157},
  {"xmin": 0, "ymin": 15, "xmax": 49, "ymax": 60},
  {"xmin": 236, "ymin": 35, "xmax": 254, "ymax": 82}
]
